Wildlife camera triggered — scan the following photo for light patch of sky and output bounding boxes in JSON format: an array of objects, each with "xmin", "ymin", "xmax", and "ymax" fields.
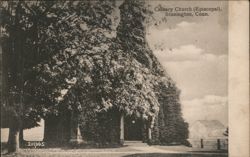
[{"xmin": 146, "ymin": 1, "xmax": 228, "ymax": 125}]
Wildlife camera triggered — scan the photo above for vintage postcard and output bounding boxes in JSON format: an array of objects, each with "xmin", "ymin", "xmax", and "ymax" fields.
[{"xmin": 0, "ymin": 0, "xmax": 249, "ymax": 157}]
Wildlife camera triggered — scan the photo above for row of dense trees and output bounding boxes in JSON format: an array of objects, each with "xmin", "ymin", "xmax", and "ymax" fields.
[
  {"xmin": 1, "ymin": 0, "xmax": 188, "ymax": 153},
  {"xmin": 117, "ymin": 0, "xmax": 188, "ymax": 144}
]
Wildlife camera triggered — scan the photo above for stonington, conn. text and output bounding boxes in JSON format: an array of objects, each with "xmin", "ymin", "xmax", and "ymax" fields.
[{"xmin": 154, "ymin": 5, "xmax": 222, "ymax": 17}]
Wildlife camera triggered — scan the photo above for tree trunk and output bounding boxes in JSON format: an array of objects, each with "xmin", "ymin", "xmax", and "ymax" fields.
[
  {"xmin": 119, "ymin": 113, "xmax": 124, "ymax": 144},
  {"xmin": 19, "ymin": 129, "xmax": 24, "ymax": 146},
  {"xmin": 7, "ymin": 127, "xmax": 20, "ymax": 153},
  {"xmin": 148, "ymin": 127, "xmax": 152, "ymax": 142},
  {"xmin": 69, "ymin": 111, "xmax": 83, "ymax": 144},
  {"xmin": 6, "ymin": 2, "xmax": 23, "ymax": 153}
]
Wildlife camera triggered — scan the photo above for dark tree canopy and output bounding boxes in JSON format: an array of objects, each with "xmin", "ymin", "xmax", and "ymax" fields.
[{"xmin": 1, "ymin": 0, "xmax": 189, "ymax": 150}]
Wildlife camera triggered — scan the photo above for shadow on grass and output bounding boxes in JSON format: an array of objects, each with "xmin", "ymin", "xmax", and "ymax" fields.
[
  {"xmin": 59, "ymin": 142, "xmax": 129, "ymax": 150},
  {"xmin": 6, "ymin": 141, "xmax": 126, "ymax": 149},
  {"xmin": 122, "ymin": 153, "xmax": 228, "ymax": 157}
]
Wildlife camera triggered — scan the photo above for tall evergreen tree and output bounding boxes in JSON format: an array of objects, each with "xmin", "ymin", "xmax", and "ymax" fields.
[
  {"xmin": 116, "ymin": 0, "xmax": 164, "ymax": 76},
  {"xmin": 153, "ymin": 80, "xmax": 189, "ymax": 144},
  {"xmin": 115, "ymin": 0, "xmax": 189, "ymax": 144}
]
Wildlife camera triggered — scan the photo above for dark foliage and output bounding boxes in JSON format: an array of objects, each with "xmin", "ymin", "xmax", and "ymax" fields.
[{"xmin": 1, "ymin": 0, "xmax": 189, "ymax": 148}]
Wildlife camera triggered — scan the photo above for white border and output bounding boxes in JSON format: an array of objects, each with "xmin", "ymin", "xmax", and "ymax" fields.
[{"xmin": 229, "ymin": 1, "xmax": 249, "ymax": 157}]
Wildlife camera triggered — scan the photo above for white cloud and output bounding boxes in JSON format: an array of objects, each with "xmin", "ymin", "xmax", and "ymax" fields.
[
  {"xmin": 147, "ymin": 20, "xmax": 228, "ymax": 56},
  {"xmin": 146, "ymin": 18, "xmax": 228, "ymax": 126},
  {"xmin": 182, "ymin": 95, "xmax": 228, "ymax": 126},
  {"xmin": 183, "ymin": 95, "xmax": 227, "ymax": 107},
  {"xmin": 176, "ymin": 21, "xmax": 196, "ymax": 28},
  {"xmin": 154, "ymin": 44, "xmax": 228, "ymax": 63},
  {"xmin": 154, "ymin": 44, "xmax": 204, "ymax": 62},
  {"xmin": 152, "ymin": 44, "xmax": 228, "ymax": 100}
]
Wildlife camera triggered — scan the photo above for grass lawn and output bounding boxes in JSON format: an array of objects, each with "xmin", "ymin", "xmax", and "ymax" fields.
[
  {"xmin": 1, "ymin": 142, "xmax": 228, "ymax": 157},
  {"xmin": 1, "ymin": 147, "xmax": 228, "ymax": 157},
  {"xmin": 1, "ymin": 151, "xmax": 229, "ymax": 157}
]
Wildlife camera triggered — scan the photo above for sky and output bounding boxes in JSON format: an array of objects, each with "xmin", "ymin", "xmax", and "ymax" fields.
[{"xmin": 147, "ymin": 1, "xmax": 228, "ymax": 126}]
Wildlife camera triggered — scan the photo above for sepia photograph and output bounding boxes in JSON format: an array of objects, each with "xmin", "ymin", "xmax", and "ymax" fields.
[{"xmin": 0, "ymin": 0, "xmax": 248, "ymax": 157}]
